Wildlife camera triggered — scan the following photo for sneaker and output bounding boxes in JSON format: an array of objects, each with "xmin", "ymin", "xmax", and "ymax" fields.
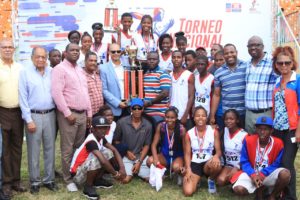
[
  {"xmin": 66, "ymin": 182, "xmax": 78, "ymax": 192},
  {"xmin": 83, "ymin": 185, "xmax": 99, "ymax": 200},
  {"xmin": 177, "ymin": 175, "xmax": 183, "ymax": 186},
  {"xmin": 207, "ymin": 178, "xmax": 217, "ymax": 194},
  {"xmin": 94, "ymin": 178, "xmax": 113, "ymax": 189}
]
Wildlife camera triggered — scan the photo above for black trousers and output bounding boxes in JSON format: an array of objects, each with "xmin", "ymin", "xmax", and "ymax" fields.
[{"xmin": 273, "ymin": 129, "xmax": 298, "ymax": 200}]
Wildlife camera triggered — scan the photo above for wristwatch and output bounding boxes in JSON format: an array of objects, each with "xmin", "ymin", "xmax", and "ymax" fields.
[{"xmin": 135, "ymin": 159, "xmax": 142, "ymax": 164}]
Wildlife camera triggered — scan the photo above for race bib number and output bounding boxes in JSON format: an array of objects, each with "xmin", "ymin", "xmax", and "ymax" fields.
[
  {"xmin": 226, "ymin": 155, "xmax": 238, "ymax": 162},
  {"xmin": 196, "ymin": 96, "xmax": 206, "ymax": 103}
]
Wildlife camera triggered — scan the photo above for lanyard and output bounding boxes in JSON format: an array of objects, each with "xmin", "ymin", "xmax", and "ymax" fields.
[
  {"xmin": 195, "ymin": 127, "xmax": 206, "ymax": 152},
  {"xmin": 92, "ymin": 43, "xmax": 102, "ymax": 53},
  {"xmin": 256, "ymin": 137, "xmax": 272, "ymax": 168},
  {"xmin": 166, "ymin": 124, "xmax": 175, "ymax": 150}
]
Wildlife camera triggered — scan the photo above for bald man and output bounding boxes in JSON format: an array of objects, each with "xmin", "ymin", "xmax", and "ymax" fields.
[
  {"xmin": 100, "ymin": 43, "xmax": 128, "ymax": 120},
  {"xmin": 245, "ymin": 36, "xmax": 278, "ymax": 134},
  {"xmin": 0, "ymin": 39, "xmax": 26, "ymax": 197},
  {"xmin": 19, "ymin": 47, "xmax": 58, "ymax": 194}
]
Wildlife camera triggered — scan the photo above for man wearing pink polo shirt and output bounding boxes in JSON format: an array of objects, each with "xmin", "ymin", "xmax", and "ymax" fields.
[{"xmin": 51, "ymin": 43, "xmax": 92, "ymax": 192}]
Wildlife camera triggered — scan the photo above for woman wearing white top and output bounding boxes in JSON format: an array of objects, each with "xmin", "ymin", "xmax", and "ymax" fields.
[
  {"xmin": 78, "ymin": 32, "xmax": 93, "ymax": 68},
  {"xmin": 132, "ymin": 15, "xmax": 158, "ymax": 70}
]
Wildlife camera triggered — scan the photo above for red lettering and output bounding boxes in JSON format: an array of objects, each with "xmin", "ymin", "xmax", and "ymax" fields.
[
  {"xmin": 193, "ymin": 20, "xmax": 200, "ymax": 33},
  {"xmin": 199, "ymin": 20, "xmax": 208, "ymax": 33},
  {"xmin": 215, "ymin": 20, "xmax": 222, "ymax": 33},
  {"xmin": 179, "ymin": 18, "xmax": 186, "ymax": 31},
  {"xmin": 208, "ymin": 20, "xmax": 215, "ymax": 33},
  {"xmin": 185, "ymin": 20, "xmax": 192, "ymax": 33}
]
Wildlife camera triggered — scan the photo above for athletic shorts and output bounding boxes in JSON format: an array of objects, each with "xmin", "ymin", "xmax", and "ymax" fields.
[
  {"xmin": 191, "ymin": 161, "xmax": 207, "ymax": 177},
  {"xmin": 123, "ymin": 156, "xmax": 150, "ymax": 178}
]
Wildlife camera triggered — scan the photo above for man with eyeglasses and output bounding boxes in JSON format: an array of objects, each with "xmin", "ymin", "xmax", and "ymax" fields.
[
  {"xmin": 100, "ymin": 43, "xmax": 128, "ymax": 121},
  {"xmin": 0, "ymin": 39, "xmax": 26, "ymax": 199},
  {"xmin": 245, "ymin": 36, "xmax": 278, "ymax": 134},
  {"xmin": 19, "ymin": 47, "xmax": 58, "ymax": 194},
  {"xmin": 113, "ymin": 98, "xmax": 152, "ymax": 184}
]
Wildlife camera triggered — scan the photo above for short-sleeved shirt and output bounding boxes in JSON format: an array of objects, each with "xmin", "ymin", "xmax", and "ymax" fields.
[
  {"xmin": 214, "ymin": 60, "xmax": 246, "ymax": 114},
  {"xmin": 86, "ymin": 138, "xmax": 107, "ymax": 152},
  {"xmin": 113, "ymin": 116, "xmax": 152, "ymax": 156},
  {"xmin": 143, "ymin": 66, "xmax": 171, "ymax": 117},
  {"xmin": 245, "ymin": 53, "xmax": 278, "ymax": 110}
]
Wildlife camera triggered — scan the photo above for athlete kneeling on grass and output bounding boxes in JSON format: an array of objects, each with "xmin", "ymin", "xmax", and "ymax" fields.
[
  {"xmin": 182, "ymin": 106, "xmax": 222, "ymax": 196},
  {"xmin": 232, "ymin": 116, "xmax": 291, "ymax": 200},
  {"xmin": 216, "ymin": 109, "xmax": 248, "ymax": 186},
  {"xmin": 147, "ymin": 106, "xmax": 185, "ymax": 185},
  {"xmin": 70, "ymin": 116, "xmax": 126, "ymax": 200}
]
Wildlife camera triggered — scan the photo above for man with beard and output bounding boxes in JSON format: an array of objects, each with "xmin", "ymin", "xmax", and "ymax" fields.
[{"xmin": 210, "ymin": 44, "xmax": 247, "ymax": 128}]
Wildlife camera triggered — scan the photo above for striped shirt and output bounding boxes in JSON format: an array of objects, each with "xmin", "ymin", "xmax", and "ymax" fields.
[
  {"xmin": 245, "ymin": 53, "xmax": 278, "ymax": 110},
  {"xmin": 214, "ymin": 60, "xmax": 246, "ymax": 114},
  {"xmin": 143, "ymin": 66, "xmax": 171, "ymax": 117}
]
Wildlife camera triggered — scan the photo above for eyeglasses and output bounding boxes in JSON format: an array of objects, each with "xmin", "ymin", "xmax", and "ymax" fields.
[
  {"xmin": 0, "ymin": 46, "xmax": 14, "ymax": 50},
  {"xmin": 110, "ymin": 50, "xmax": 121, "ymax": 54},
  {"xmin": 276, "ymin": 61, "xmax": 292, "ymax": 66},
  {"xmin": 132, "ymin": 107, "xmax": 143, "ymax": 110},
  {"xmin": 247, "ymin": 43, "xmax": 262, "ymax": 48}
]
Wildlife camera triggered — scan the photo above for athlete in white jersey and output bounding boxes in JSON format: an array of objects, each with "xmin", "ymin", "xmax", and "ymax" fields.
[
  {"xmin": 91, "ymin": 23, "xmax": 114, "ymax": 66},
  {"xmin": 194, "ymin": 55, "xmax": 214, "ymax": 115},
  {"xmin": 132, "ymin": 15, "xmax": 158, "ymax": 65},
  {"xmin": 158, "ymin": 34, "xmax": 174, "ymax": 72},
  {"xmin": 182, "ymin": 106, "xmax": 222, "ymax": 196},
  {"xmin": 216, "ymin": 109, "xmax": 248, "ymax": 186},
  {"xmin": 170, "ymin": 51, "xmax": 195, "ymax": 125}
]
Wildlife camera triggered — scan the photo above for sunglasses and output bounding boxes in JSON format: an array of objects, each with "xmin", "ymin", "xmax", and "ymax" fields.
[
  {"xmin": 276, "ymin": 61, "xmax": 292, "ymax": 66},
  {"xmin": 132, "ymin": 107, "xmax": 143, "ymax": 110},
  {"xmin": 111, "ymin": 50, "xmax": 122, "ymax": 54}
]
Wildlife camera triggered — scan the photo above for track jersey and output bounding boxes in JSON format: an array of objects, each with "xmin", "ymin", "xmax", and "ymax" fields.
[
  {"xmin": 132, "ymin": 32, "xmax": 158, "ymax": 61},
  {"xmin": 91, "ymin": 34, "xmax": 113, "ymax": 66},
  {"xmin": 170, "ymin": 70, "xmax": 192, "ymax": 119},
  {"xmin": 70, "ymin": 133, "xmax": 106, "ymax": 174},
  {"xmin": 195, "ymin": 73, "xmax": 214, "ymax": 115},
  {"xmin": 114, "ymin": 30, "xmax": 134, "ymax": 67},
  {"xmin": 188, "ymin": 125, "xmax": 216, "ymax": 164},
  {"xmin": 159, "ymin": 53, "xmax": 173, "ymax": 72},
  {"xmin": 223, "ymin": 127, "xmax": 247, "ymax": 168}
]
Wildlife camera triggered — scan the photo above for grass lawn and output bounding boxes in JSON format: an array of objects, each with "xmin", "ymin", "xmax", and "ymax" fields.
[{"xmin": 13, "ymin": 136, "xmax": 300, "ymax": 200}]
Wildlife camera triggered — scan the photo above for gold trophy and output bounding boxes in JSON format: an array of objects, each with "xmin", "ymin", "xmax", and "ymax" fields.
[{"xmin": 127, "ymin": 45, "xmax": 138, "ymax": 68}]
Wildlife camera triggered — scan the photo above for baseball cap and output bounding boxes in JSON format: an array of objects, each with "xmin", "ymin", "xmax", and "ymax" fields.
[
  {"xmin": 255, "ymin": 116, "xmax": 273, "ymax": 127},
  {"xmin": 130, "ymin": 98, "xmax": 144, "ymax": 108},
  {"xmin": 92, "ymin": 116, "xmax": 110, "ymax": 127}
]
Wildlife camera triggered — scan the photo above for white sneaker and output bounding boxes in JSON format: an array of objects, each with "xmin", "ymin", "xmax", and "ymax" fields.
[
  {"xmin": 177, "ymin": 175, "xmax": 183, "ymax": 186},
  {"xmin": 67, "ymin": 182, "xmax": 78, "ymax": 192},
  {"xmin": 207, "ymin": 178, "xmax": 216, "ymax": 194}
]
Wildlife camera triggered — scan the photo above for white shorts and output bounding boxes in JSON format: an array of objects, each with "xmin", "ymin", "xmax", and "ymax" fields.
[
  {"xmin": 232, "ymin": 168, "xmax": 285, "ymax": 193},
  {"xmin": 123, "ymin": 156, "xmax": 150, "ymax": 179},
  {"xmin": 73, "ymin": 149, "xmax": 114, "ymax": 185}
]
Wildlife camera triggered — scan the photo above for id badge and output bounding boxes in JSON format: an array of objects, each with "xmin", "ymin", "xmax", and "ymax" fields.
[{"xmin": 169, "ymin": 150, "xmax": 173, "ymax": 157}]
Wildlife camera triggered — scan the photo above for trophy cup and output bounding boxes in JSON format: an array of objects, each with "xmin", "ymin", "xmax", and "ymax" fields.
[
  {"xmin": 124, "ymin": 45, "xmax": 144, "ymax": 101},
  {"xmin": 104, "ymin": 0, "xmax": 118, "ymax": 32}
]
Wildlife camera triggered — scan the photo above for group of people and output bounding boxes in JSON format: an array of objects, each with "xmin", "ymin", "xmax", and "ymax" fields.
[{"xmin": 0, "ymin": 11, "xmax": 299, "ymax": 200}]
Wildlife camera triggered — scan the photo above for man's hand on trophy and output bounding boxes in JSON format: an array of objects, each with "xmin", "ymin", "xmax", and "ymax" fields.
[
  {"xmin": 114, "ymin": 25, "xmax": 121, "ymax": 35},
  {"xmin": 119, "ymin": 101, "xmax": 128, "ymax": 108}
]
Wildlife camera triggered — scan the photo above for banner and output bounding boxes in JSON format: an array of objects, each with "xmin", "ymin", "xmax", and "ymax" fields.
[{"xmin": 17, "ymin": 0, "xmax": 272, "ymax": 65}]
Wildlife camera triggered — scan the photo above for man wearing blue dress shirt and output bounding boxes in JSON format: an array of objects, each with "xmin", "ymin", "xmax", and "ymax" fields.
[{"xmin": 19, "ymin": 47, "xmax": 58, "ymax": 194}]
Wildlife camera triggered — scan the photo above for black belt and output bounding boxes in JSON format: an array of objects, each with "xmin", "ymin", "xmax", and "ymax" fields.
[
  {"xmin": 31, "ymin": 108, "xmax": 55, "ymax": 114},
  {"xmin": 70, "ymin": 109, "xmax": 86, "ymax": 114},
  {"xmin": 249, "ymin": 108, "xmax": 272, "ymax": 114},
  {"xmin": 0, "ymin": 106, "xmax": 20, "ymax": 111}
]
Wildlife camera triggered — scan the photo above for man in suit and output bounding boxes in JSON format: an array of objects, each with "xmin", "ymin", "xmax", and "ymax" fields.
[{"xmin": 100, "ymin": 43, "xmax": 127, "ymax": 121}]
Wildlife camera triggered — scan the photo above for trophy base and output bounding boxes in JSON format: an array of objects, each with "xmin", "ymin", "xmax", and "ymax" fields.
[{"xmin": 104, "ymin": 27, "xmax": 117, "ymax": 33}]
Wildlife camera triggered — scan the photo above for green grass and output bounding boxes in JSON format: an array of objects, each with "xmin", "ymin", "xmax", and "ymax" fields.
[{"xmin": 13, "ymin": 136, "xmax": 300, "ymax": 200}]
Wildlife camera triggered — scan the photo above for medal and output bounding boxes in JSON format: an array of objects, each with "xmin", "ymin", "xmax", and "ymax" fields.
[{"xmin": 169, "ymin": 150, "xmax": 173, "ymax": 157}]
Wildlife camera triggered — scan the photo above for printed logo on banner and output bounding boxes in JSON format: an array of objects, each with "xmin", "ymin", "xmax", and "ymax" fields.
[
  {"xmin": 249, "ymin": 0, "xmax": 260, "ymax": 13},
  {"xmin": 225, "ymin": 3, "xmax": 242, "ymax": 12}
]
